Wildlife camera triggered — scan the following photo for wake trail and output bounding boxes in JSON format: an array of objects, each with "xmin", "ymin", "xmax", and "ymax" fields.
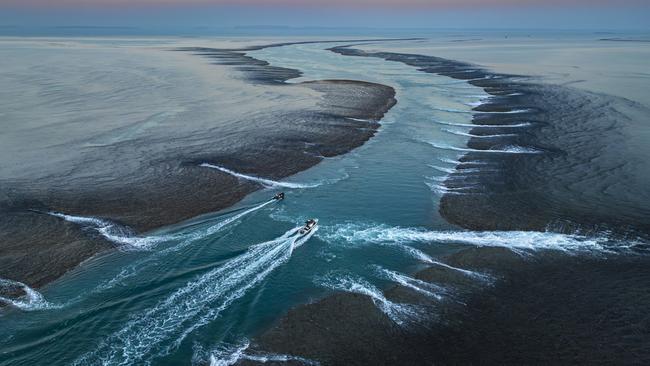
[
  {"xmin": 94, "ymin": 200, "xmax": 276, "ymax": 293},
  {"xmin": 73, "ymin": 226, "xmax": 317, "ymax": 366},
  {"xmin": 200, "ymin": 163, "xmax": 321, "ymax": 189}
]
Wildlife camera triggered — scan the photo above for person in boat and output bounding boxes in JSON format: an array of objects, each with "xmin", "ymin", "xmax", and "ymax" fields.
[
  {"xmin": 300, "ymin": 219, "xmax": 317, "ymax": 234},
  {"xmin": 304, "ymin": 219, "xmax": 316, "ymax": 230},
  {"xmin": 273, "ymin": 192, "xmax": 285, "ymax": 200}
]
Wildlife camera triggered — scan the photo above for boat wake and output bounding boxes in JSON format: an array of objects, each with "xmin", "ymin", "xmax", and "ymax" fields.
[
  {"xmin": 73, "ymin": 225, "xmax": 317, "ymax": 366},
  {"xmin": 200, "ymin": 163, "xmax": 321, "ymax": 189},
  {"xmin": 93, "ymin": 200, "xmax": 276, "ymax": 292},
  {"xmin": 0, "ymin": 279, "xmax": 61, "ymax": 311}
]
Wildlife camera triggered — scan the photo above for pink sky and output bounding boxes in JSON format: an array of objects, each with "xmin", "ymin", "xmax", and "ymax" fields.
[
  {"xmin": 1, "ymin": 0, "xmax": 648, "ymax": 31},
  {"xmin": 4, "ymin": 0, "xmax": 648, "ymax": 8}
]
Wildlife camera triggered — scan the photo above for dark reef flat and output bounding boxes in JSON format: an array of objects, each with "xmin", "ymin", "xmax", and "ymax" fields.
[
  {"xmin": 244, "ymin": 247, "xmax": 650, "ymax": 366},
  {"xmin": 0, "ymin": 42, "xmax": 396, "ymax": 290},
  {"xmin": 331, "ymin": 45, "xmax": 650, "ymax": 237}
]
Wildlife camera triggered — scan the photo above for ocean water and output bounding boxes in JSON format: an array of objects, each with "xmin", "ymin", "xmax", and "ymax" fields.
[{"xmin": 0, "ymin": 40, "xmax": 643, "ymax": 365}]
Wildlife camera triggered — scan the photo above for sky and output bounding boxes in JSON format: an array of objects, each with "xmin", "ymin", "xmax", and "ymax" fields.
[{"xmin": 1, "ymin": 0, "xmax": 649, "ymax": 34}]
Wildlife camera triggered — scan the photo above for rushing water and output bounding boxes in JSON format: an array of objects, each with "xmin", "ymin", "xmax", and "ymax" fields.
[{"xmin": 0, "ymin": 42, "xmax": 626, "ymax": 365}]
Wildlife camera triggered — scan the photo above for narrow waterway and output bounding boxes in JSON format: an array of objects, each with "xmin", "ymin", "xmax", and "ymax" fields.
[{"xmin": 0, "ymin": 42, "xmax": 615, "ymax": 366}]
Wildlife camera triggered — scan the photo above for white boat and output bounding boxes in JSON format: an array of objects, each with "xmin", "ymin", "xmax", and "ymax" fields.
[{"xmin": 299, "ymin": 219, "xmax": 318, "ymax": 235}]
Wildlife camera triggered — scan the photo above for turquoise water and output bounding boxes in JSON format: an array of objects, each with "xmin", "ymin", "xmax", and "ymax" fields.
[{"xmin": 0, "ymin": 43, "xmax": 608, "ymax": 365}]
